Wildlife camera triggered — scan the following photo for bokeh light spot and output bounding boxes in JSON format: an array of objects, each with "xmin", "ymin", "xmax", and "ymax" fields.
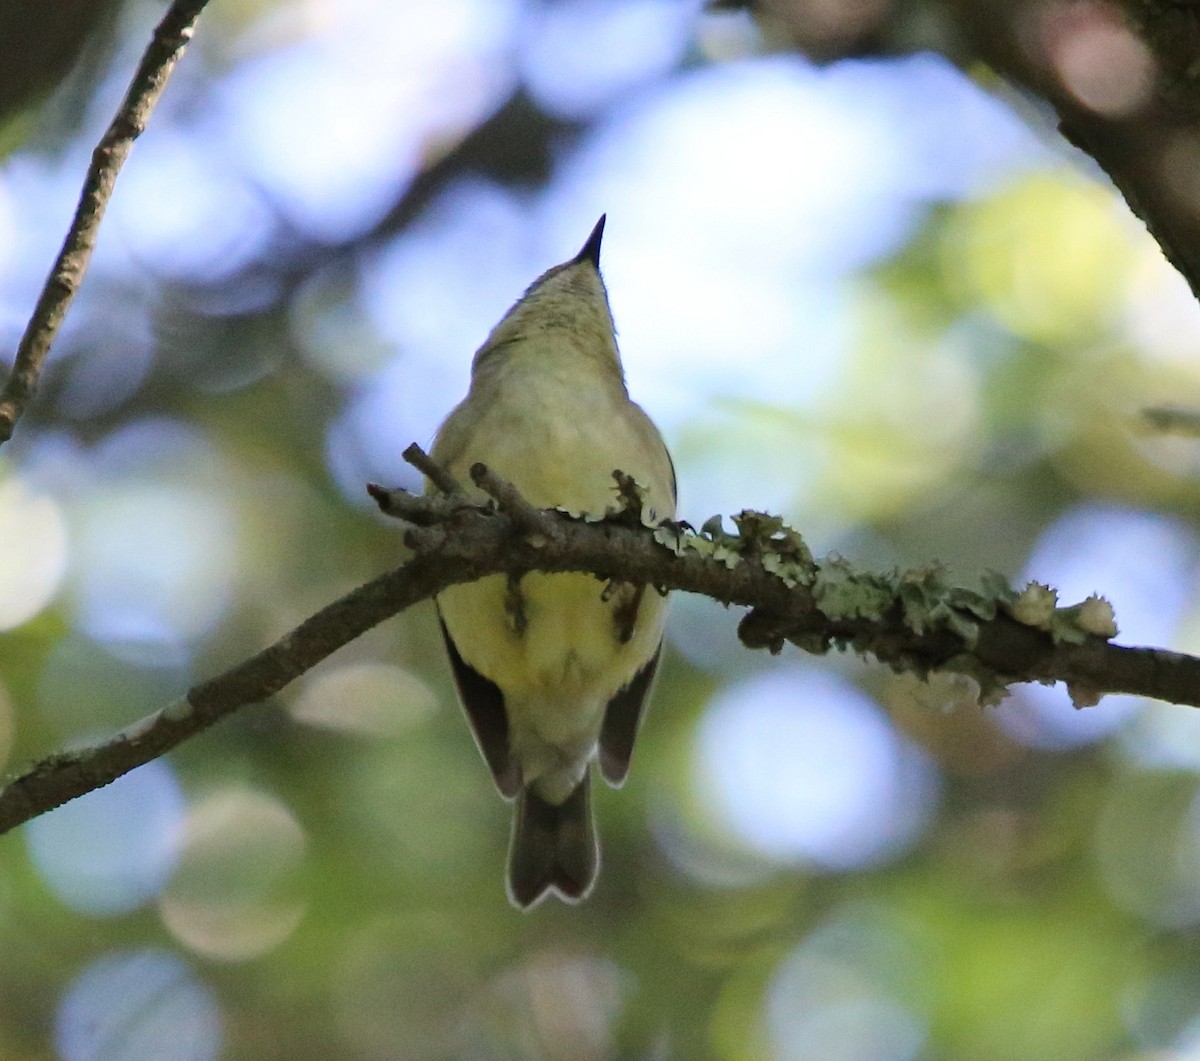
[
  {"xmin": 290, "ymin": 263, "xmax": 395, "ymax": 384},
  {"xmin": 55, "ymin": 948, "xmax": 221, "ymax": 1061},
  {"xmin": 216, "ymin": 0, "xmax": 518, "ymax": 240},
  {"xmin": 159, "ymin": 788, "xmax": 307, "ymax": 961},
  {"xmin": 518, "ymin": 0, "xmax": 696, "ymax": 118},
  {"xmin": 943, "ymin": 171, "xmax": 1134, "ymax": 345},
  {"xmin": 1121, "ymin": 702, "xmax": 1200, "ymax": 773},
  {"xmin": 993, "ymin": 684, "xmax": 1139, "ymax": 752},
  {"xmin": 1042, "ymin": 2, "xmax": 1155, "ymax": 117},
  {"xmin": 0, "ymin": 475, "xmax": 67, "ymax": 630},
  {"xmin": 26, "ymin": 760, "xmax": 184, "ymax": 916},
  {"xmin": 1122, "ymin": 966, "xmax": 1200, "ymax": 1053},
  {"xmin": 766, "ymin": 911, "xmax": 928, "ymax": 1061},
  {"xmin": 351, "ymin": 178, "xmax": 533, "ymax": 476},
  {"xmin": 1123, "ymin": 232, "xmax": 1200, "ymax": 366},
  {"xmin": 1026, "ymin": 504, "xmax": 1196, "ymax": 645},
  {"xmin": 289, "ymin": 661, "xmax": 437, "ymax": 737},
  {"xmin": 107, "ymin": 128, "xmax": 272, "ymax": 282},
  {"xmin": 53, "ymin": 297, "xmax": 156, "ymax": 420},
  {"xmin": 695, "ymin": 668, "xmax": 939, "ymax": 870},
  {"xmin": 72, "ymin": 483, "xmax": 238, "ymax": 648}
]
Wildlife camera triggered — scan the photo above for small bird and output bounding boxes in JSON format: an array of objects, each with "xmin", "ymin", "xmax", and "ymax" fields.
[{"xmin": 430, "ymin": 216, "xmax": 675, "ymax": 908}]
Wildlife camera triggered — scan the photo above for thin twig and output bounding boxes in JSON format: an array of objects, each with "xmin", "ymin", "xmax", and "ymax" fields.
[
  {"xmin": 0, "ymin": 552, "xmax": 451, "ymax": 835},
  {"xmin": 471, "ymin": 461, "xmax": 548, "ymax": 535},
  {"xmin": 366, "ymin": 482, "xmax": 461, "ymax": 527},
  {"xmin": 0, "ymin": 0, "xmax": 212, "ymax": 445},
  {"xmin": 403, "ymin": 442, "xmax": 461, "ymax": 495}
]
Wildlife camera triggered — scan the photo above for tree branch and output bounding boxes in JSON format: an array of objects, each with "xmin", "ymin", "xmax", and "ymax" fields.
[
  {"xmin": 716, "ymin": 0, "xmax": 1200, "ymax": 302},
  {"xmin": 3, "ymin": 449, "xmax": 1199, "ymax": 835},
  {"xmin": 0, "ymin": 0, "xmax": 211, "ymax": 445},
  {"xmin": 953, "ymin": 0, "xmax": 1200, "ymax": 303}
]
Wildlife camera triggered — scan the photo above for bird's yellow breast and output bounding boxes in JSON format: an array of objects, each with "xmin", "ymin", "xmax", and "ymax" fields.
[{"xmin": 432, "ymin": 346, "xmax": 673, "ymax": 749}]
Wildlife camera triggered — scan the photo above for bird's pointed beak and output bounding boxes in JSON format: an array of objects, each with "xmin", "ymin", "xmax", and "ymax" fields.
[{"xmin": 574, "ymin": 214, "xmax": 606, "ymax": 268}]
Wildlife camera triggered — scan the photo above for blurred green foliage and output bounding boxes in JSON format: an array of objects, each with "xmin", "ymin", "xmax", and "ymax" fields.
[{"xmin": 4, "ymin": 3, "xmax": 1200, "ymax": 1061}]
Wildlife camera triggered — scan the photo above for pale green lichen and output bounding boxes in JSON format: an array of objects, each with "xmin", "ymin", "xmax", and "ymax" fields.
[
  {"xmin": 643, "ymin": 510, "xmax": 1119, "ymax": 709},
  {"xmin": 901, "ymin": 671, "xmax": 977, "ymax": 713},
  {"xmin": 1005, "ymin": 581, "xmax": 1118, "ymax": 646},
  {"xmin": 951, "ymin": 572, "xmax": 1012, "ymax": 621},
  {"xmin": 812, "ymin": 556, "xmax": 893, "ymax": 621},
  {"xmin": 845, "ymin": 565, "xmax": 1019, "ymax": 706},
  {"xmin": 978, "ymin": 569, "xmax": 1018, "ymax": 604},
  {"xmin": 652, "ymin": 522, "xmax": 687, "ymax": 555},
  {"xmin": 1075, "ymin": 594, "xmax": 1118, "ymax": 638},
  {"xmin": 732, "ymin": 510, "xmax": 814, "ymax": 587},
  {"xmin": 931, "ymin": 603, "xmax": 984, "ymax": 647},
  {"xmin": 652, "ymin": 510, "xmax": 813, "ymax": 577},
  {"xmin": 762, "ymin": 551, "xmax": 810, "ymax": 588},
  {"xmin": 896, "ymin": 564, "xmax": 956, "ymax": 634},
  {"xmin": 1049, "ymin": 595, "xmax": 1118, "ymax": 645},
  {"xmin": 1008, "ymin": 581, "xmax": 1057, "ymax": 629},
  {"xmin": 937, "ymin": 653, "xmax": 1012, "ymax": 707},
  {"xmin": 565, "ymin": 472, "xmax": 661, "ymax": 524}
]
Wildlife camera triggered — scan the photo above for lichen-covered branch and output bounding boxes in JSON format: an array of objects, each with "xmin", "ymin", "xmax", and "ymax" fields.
[
  {"xmin": 2, "ymin": 446, "xmax": 1199, "ymax": 836},
  {"xmin": 0, "ymin": 0, "xmax": 211, "ymax": 445}
]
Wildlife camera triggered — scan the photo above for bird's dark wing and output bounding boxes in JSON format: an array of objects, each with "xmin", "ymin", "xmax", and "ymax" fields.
[
  {"xmin": 598, "ymin": 643, "xmax": 662, "ymax": 787},
  {"xmin": 438, "ymin": 613, "xmax": 521, "ymax": 799}
]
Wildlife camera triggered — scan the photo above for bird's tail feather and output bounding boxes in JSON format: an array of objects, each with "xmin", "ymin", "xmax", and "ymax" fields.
[{"xmin": 508, "ymin": 771, "xmax": 597, "ymax": 908}]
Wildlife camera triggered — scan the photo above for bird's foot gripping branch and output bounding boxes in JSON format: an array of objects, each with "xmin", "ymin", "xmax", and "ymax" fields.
[
  {"xmin": 2, "ymin": 444, "xmax": 1195, "ymax": 841},
  {"xmin": 379, "ymin": 445, "xmax": 1184, "ymax": 714}
]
